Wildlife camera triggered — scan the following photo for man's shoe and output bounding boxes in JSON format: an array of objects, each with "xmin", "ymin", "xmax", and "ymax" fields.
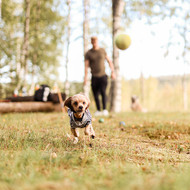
[
  {"xmin": 102, "ymin": 109, "xmax": 109, "ymax": 116},
  {"xmin": 94, "ymin": 111, "xmax": 102, "ymax": 117}
]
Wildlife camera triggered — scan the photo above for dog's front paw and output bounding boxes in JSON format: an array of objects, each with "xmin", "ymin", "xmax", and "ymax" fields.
[{"xmin": 73, "ymin": 137, "xmax": 79, "ymax": 144}]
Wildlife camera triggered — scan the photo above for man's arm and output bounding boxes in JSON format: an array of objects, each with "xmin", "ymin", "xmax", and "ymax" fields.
[
  {"xmin": 105, "ymin": 55, "xmax": 116, "ymax": 80},
  {"xmin": 84, "ymin": 59, "xmax": 90, "ymax": 85}
]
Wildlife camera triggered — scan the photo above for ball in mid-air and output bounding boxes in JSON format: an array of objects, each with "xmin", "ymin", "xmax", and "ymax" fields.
[{"xmin": 115, "ymin": 34, "xmax": 131, "ymax": 50}]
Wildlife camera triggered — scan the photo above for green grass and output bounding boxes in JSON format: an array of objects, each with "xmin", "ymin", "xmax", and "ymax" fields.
[{"xmin": 0, "ymin": 112, "xmax": 190, "ymax": 190}]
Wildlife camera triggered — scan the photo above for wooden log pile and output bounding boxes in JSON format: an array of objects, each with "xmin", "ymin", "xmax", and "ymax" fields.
[
  {"xmin": 0, "ymin": 102, "xmax": 62, "ymax": 113},
  {"xmin": 0, "ymin": 93, "xmax": 66, "ymax": 113}
]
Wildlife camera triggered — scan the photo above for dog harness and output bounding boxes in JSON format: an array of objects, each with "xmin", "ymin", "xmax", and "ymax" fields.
[{"xmin": 67, "ymin": 108, "xmax": 92, "ymax": 129}]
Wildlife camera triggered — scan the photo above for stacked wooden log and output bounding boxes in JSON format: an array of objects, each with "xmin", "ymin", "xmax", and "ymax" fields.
[
  {"xmin": 0, "ymin": 102, "xmax": 62, "ymax": 113},
  {"xmin": 0, "ymin": 93, "xmax": 66, "ymax": 113}
]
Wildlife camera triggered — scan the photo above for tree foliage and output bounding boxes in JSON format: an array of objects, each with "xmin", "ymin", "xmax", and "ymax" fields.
[
  {"xmin": 0, "ymin": 0, "xmax": 65, "ymax": 97},
  {"xmin": 0, "ymin": 0, "xmax": 189, "ymax": 99}
]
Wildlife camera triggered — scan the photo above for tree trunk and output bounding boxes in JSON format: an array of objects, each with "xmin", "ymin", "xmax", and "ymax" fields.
[
  {"xmin": 16, "ymin": 38, "xmax": 21, "ymax": 80},
  {"xmin": 29, "ymin": 0, "xmax": 40, "ymax": 95},
  {"xmin": 83, "ymin": 0, "xmax": 90, "ymax": 97},
  {"xmin": 181, "ymin": 18, "xmax": 188, "ymax": 111},
  {"xmin": 65, "ymin": 0, "xmax": 71, "ymax": 98},
  {"xmin": 110, "ymin": 0, "xmax": 124, "ymax": 112},
  {"xmin": 140, "ymin": 71, "xmax": 144, "ymax": 104},
  {"xmin": 18, "ymin": 0, "xmax": 30, "ymax": 90},
  {"xmin": 182, "ymin": 73, "xmax": 188, "ymax": 111},
  {"xmin": 0, "ymin": 0, "xmax": 2, "ymax": 20}
]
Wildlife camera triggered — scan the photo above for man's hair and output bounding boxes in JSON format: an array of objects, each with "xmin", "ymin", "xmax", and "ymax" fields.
[{"xmin": 91, "ymin": 36, "xmax": 98, "ymax": 41}]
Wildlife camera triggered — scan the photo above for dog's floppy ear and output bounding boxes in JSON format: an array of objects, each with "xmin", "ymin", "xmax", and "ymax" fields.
[
  {"xmin": 85, "ymin": 96, "xmax": 90, "ymax": 110},
  {"xmin": 64, "ymin": 97, "xmax": 74, "ymax": 111}
]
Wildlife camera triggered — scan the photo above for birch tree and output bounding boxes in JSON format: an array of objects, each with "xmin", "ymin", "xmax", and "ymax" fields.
[
  {"xmin": 110, "ymin": 0, "xmax": 124, "ymax": 112},
  {"xmin": 180, "ymin": 15, "xmax": 189, "ymax": 111},
  {"xmin": 29, "ymin": 0, "xmax": 40, "ymax": 95},
  {"xmin": 65, "ymin": 0, "xmax": 71, "ymax": 98},
  {"xmin": 17, "ymin": 0, "xmax": 30, "ymax": 91},
  {"xmin": 140, "ymin": 71, "xmax": 144, "ymax": 104},
  {"xmin": 0, "ymin": 0, "xmax": 65, "ymax": 97},
  {"xmin": 162, "ymin": 2, "xmax": 190, "ymax": 110},
  {"xmin": 0, "ymin": 0, "xmax": 1, "ymax": 20},
  {"xmin": 83, "ymin": 0, "xmax": 90, "ymax": 97}
]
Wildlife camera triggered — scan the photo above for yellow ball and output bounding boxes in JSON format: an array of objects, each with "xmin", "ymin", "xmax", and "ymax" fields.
[{"xmin": 115, "ymin": 34, "xmax": 131, "ymax": 50}]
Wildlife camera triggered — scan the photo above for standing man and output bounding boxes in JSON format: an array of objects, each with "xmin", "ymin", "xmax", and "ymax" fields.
[{"xmin": 84, "ymin": 36, "xmax": 116, "ymax": 116}]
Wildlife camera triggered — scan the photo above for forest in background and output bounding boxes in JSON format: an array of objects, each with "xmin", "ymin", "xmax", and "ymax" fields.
[
  {"xmin": 42, "ymin": 74, "xmax": 190, "ymax": 112},
  {"xmin": 0, "ymin": 0, "xmax": 190, "ymax": 112},
  {"xmin": 121, "ymin": 74, "xmax": 190, "ymax": 112}
]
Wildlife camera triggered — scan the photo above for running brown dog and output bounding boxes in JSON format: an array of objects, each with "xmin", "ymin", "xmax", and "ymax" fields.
[{"xmin": 64, "ymin": 94, "xmax": 95, "ymax": 144}]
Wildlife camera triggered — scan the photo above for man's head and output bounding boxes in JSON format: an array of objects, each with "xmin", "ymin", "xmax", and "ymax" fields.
[{"xmin": 91, "ymin": 36, "xmax": 99, "ymax": 49}]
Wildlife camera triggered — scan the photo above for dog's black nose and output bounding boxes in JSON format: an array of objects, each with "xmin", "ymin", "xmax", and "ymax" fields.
[{"xmin": 79, "ymin": 106, "xmax": 83, "ymax": 110}]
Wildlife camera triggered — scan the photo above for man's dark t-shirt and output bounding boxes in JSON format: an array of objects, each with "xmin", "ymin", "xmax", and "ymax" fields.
[{"xmin": 85, "ymin": 48, "xmax": 107, "ymax": 77}]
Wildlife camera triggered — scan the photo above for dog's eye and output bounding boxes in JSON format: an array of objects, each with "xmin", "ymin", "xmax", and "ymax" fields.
[
  {"xmin": 74, "ymin": 102, "xmax": 78, "ymax": 106},
  {"xmin": 83, "ymin": 102, "xmax": 86, "ymax": 105}
]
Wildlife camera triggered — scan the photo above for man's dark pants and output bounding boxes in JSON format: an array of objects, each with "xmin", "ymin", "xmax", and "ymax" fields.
[{"xmin": 91, "ymin": 75, "xmax": 108, "ymax": 111}]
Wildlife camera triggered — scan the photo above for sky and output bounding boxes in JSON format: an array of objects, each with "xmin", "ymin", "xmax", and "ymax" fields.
[{"xmin": 58, "ymin": 2, "xmax": 190, "ymax": 83}]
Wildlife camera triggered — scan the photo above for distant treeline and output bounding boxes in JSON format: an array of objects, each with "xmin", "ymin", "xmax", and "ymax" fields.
[
  {"xmin": 1, "ymin": 74, "xmax": 189, "ymax": 112},
  {"xmin": 121, "ymin": 75, "xmax": 190, "ymax": 112},
  {"xmin": 65, "ymin": 74, "xmax": 190, "ymax": 112}
]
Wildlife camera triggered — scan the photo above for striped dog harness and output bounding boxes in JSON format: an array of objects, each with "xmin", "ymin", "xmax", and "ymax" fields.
[{"xmin": 67, "ymin": 108, "xmax": 92, "ymax": 129}]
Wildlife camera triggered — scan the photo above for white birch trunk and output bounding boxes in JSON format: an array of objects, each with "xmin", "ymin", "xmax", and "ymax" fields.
[
  {"xmin": 16, "ymin": 38, "xmax": 21, "ymax": 78},
  {"xmin": 110, "ymin": 0, "xmax": 124, "ymax": 112},
  {"xmin": 83, "ymin": 0, "xmax": 90, "ymax": 97},
  {"xmin": 140, "ymin": 71, "xmax": 144, "ymax": 104},
  {"xmin": 0, "ymin": 0, "xmax": 2, "ymax": 20},
  {"xmin": 181, "ymin": 19, "xmax": 188, "ymax": 111},
  {"xmin": 18, "ymin": 0, "xmax": 30, "ymax": 90},
  {"xmin": 65, "ymin": 0, "xmax": 71, "ymax": 98},
  {"xmin": 182, "ymin": 73, "xmax": 188, "ymax": 111},
  {"xmin": 29, "ymin": 0, "xmax": 40, "ymax": 95}
]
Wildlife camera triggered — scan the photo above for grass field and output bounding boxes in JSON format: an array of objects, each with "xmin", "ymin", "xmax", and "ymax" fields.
[{"xmin": 0, "ymin": 112, "xmax": 190, "ymax": 190}]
